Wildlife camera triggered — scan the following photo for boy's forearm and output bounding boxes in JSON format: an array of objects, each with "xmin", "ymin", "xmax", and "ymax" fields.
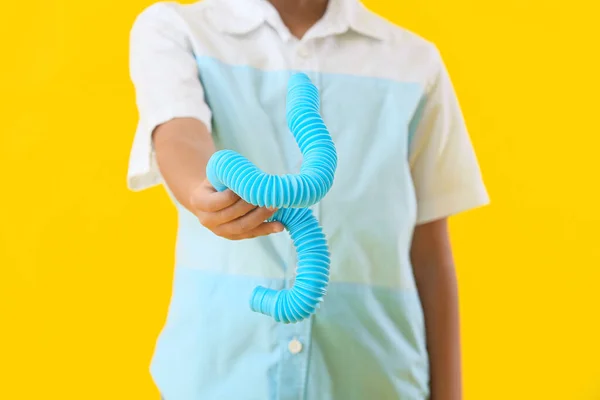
[
  {"xmin": 411, "ymin": 219, "xmax": 462, "ymax": 400},
  {"xmin": 152, "ymin": 118, "xmax": 216, "ymax": 211},
  {"xmin": 414, "ymin": 259, "xmax": 462, "ymax": 400}
]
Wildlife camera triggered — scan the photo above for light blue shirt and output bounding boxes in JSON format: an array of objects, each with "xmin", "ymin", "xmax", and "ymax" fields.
[{"xmin": 127, "ymin": 0, "xmax": 489, "ymax": 399}]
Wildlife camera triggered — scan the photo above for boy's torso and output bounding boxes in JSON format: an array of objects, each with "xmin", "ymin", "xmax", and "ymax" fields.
[{"xmin": 149, "ymin": 0, "xmax": 436, "ymax": 399}]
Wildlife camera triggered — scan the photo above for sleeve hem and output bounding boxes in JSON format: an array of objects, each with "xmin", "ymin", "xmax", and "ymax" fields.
[
  {"xmin": 126, "ymin": 104, "xmax": 212, "ymax": 192},
  {"xmin": 415, "ymin": 186, "xmax": 490, "ymax": 225}
]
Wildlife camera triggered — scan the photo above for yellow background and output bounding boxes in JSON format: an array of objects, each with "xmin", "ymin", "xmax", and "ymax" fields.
[{"xmin": 1, "ymin": 0, "xmax": 598, "ymax": 398}]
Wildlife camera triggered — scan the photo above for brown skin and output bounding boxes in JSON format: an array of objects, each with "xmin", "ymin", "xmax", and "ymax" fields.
[
  {"xmin": 154, "ymin": 2, "xmax": 463, "ymax": 396},
  {"xmin": 411, "ymin": 218, "xmax": 462, "ymax": 400},
  {"xmin": 268, "ymin": 0, "xmax": 328, "ymax": 38}
]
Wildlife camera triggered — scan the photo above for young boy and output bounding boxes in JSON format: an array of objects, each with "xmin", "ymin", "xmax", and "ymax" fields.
[{"xmin": 127, "ymin": 0, "xmax": 489, "ymax": 399}]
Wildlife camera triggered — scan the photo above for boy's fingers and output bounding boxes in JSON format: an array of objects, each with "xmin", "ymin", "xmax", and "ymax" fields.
[
  {"xmin": 192, "ymin": 184, "xmax": 240, "ymax": 212},
  {"xmin": 230, "ymin": 222, "xmax": 285, "ymax": 240},
  {"xmin": 207, "ymin": 190, "xmax": 240, "ymax": 211},
  {"xmin": 219, "ymin": 207, "xmax": 279, "ymax": 237},
  {"xmin": 213, "ymin": 198, "xmax": 257, "ymax": 224}
]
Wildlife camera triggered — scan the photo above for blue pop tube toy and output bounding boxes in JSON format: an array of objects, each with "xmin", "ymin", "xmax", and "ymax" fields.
[{"xmin": 206, "ymin": 73, "xmax": 337, "ymax": 323}]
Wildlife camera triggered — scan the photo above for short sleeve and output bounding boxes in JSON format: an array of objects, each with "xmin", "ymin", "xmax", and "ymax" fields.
[
  {"xmin": 126, "ymin": 3, "xmax": 212, "ymax": 191},
  {"xmin": 409, "ymin": 48, "xmax": 489, "ymax": 224}
]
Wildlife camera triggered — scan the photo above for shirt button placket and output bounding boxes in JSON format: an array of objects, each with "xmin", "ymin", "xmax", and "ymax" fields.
[
  {"xmin": 279, "ymin": 321, "xmax": 312, "ymax": 400},
  {"xmin": 279, "ymin": 241, "xmax": 313, "ymax": 400},
  {"xmin": 293, "ymin": 41, "xmax": 314, "ymax": 73},
  {"xmin": 292, "ymin": 40, "xmax": 321, "ymax": 223},
  {"xmin": 278, "ymin": 39, "xmax": 319, "ymax": 400}
]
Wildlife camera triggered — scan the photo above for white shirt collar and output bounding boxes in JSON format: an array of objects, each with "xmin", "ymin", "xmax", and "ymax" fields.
[{"xmin": 208, "ymin": 0, "xmax": 387, "ymax": 41}]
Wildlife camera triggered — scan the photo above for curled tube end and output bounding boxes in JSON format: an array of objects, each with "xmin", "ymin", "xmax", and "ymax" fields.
[
  {"xmin": 206, "ymin": 151, "xmax": 229, "ymax": 192},
  {"xmin": 250, "ymin": 286, "xmax": 279, "ymax": 317},
  {"xmin": 207, "ymin": 73, "xmax": 335, "ymax": 324}
]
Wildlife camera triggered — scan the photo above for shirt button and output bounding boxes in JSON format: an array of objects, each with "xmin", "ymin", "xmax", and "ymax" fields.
[
  {"xmin": 296, "ymin": 46, "xmax": 309, "ymax": 58},
  {"xmin": 288, "ymin": 338, "xmax": 303, "ymax": 354}
]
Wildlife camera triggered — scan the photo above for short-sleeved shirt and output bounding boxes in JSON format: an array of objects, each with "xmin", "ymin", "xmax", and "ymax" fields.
[{"xmin": 127, "ymin": 0, "xmax": 489, "ymax": 399}]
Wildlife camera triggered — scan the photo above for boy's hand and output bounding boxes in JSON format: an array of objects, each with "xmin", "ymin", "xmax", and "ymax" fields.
[{"xmin": 190, "ymin": 179, "xmax": 284, "ymax": 240}]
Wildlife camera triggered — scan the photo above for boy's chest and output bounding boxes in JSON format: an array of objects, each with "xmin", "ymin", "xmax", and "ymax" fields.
[
  {"xmin": 196, "ymin": 58, "xmax": 424, "ymax": 259},
  {"xmin": 196, "ymin": 56, "xmax": 424, "ymax": 174}
]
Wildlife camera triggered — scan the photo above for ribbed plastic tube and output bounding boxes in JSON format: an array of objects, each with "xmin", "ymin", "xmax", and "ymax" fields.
[{"xmin": 205, "ymin": 73, "xmax": 337, "ymax": 324}]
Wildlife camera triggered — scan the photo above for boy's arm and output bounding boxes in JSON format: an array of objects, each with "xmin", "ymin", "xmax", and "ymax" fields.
[
  {"xmin": 411, "ymin": 218, "xmax": 461, "ymax": 400},
  {"xmin": 153, "ymin": 118, "xmax": 215, "ymax": 210},
  {"xmin": 128, "ymin": 4, "xmax": 282, "ymax": 238},
  {"xmin": 408, "ymin": 46, "xmax": 489, "ymax": 399},
  {"xmin": 127, "ymin": 3, "xmax": 215, "ymax": 194},
  {"xmin": 152, "ymin": 119, "xmax": 283, "ymax": 239}
]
